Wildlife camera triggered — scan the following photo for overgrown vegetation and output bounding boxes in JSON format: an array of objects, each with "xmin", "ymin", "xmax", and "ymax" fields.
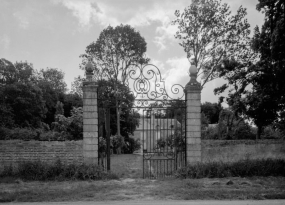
[
  {"xmin": 176, "ymin": 158, "xmax": 285, "ymax": 179},
  {"xmin": 0, "ymin": 160, "xmax": 118, "ymax": 181}
]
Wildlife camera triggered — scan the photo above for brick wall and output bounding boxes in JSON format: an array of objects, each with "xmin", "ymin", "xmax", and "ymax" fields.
[
  {"xmin": 0, "ymin": 140, "xmax": 83, "ymax": 170},
  {"xmin": 202, "ymin": 140, "xmax": 285, "ymax": 162}
]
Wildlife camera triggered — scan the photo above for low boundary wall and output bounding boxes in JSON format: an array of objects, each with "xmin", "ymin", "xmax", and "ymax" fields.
[{"xmin": 0, "ymin": 140, "xmax": 284, "ymax": 171}]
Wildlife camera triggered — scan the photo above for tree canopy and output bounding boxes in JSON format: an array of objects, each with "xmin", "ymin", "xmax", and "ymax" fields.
[
  {"xmin": 173, "ymin": 0, "xmax": 254, "ymax": 86},
  {"xmin": 81, "ymin": 24, "xmax": 149, "ymax": 136},
  {"xmin": 80, "ymin": 24, "xmax": 149, "ymax": 83},
  {"xmin": 214, "ymin": 0, "xmax": 285, "ymax": 138}
]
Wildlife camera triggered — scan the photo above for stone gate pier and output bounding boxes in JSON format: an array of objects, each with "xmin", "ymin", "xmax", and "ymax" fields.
[
  {"xmin": 82, "ymin": 60, "xmax": 98, "ymax": 164},
  {"xmin": 185, "ymin": 64, "xmax": 202, "ymax": 163}
]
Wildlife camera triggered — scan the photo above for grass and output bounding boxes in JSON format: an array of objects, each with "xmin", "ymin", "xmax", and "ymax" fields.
[
  {"xmin": 0, "ymin": 160, "xmax": 119, "ymax": 181},
  {"xmin": 1, "ymin": 155, "xmax": 285, "ymax": 202},
  {"xmin": 176, "ymin": 158, "xmax": 285, "ymax": 179},
  {"xmin": 1, "ymin": 177, "xmax": 285, "ymax": 202}
]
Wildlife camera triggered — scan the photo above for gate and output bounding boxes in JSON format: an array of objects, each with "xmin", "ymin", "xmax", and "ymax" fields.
[{"xmin": 97, "ymin": 64, "xmax": 186, "ymax": 178}]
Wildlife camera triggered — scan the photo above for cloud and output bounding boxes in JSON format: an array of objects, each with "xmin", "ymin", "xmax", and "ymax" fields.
[
  {"xmin": 0, "ymin": 35, "xmax": 10, "ymax": 49},
  {"xmin": 13, "ymin": 11, "xmax": 30, "ymax": 29},
  {"xmin": 52, "ymin": 0, "xmax": 184, "ymax": 49},
  {"xmin": 51, "ymin": 0, "xmax": 119, "ymax": 29}
]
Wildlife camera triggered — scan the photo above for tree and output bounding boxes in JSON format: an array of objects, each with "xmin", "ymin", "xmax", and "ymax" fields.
[
  {"xmin": 0, "ymin": 58, "xmax": 35, "ymax": 85},
  {"xmin": 71, "ymin": 76, "xmax": 84, "ymax": 97},
  {"xmin": 37, "ymin": 68, "xmax": 67, "ymax": 125},
  {"xmin": 63, "ymin": 93, "xmax": 83, "ymax": 117},
  {"xmin": 173, "ymin": 0, "xmax": 254, "ymax": 86},
  {"xmin": 2, "ymin": 82, "xmax": 46, "ymax": 128},
  {"xmin": 97, "ymin": 79, "xmax": 139, "ymax": 138},
  {"xmin": 81, "ymin": 24, "xmax": 149, "ymax": 136},
  {"xmin": 214, "ymin": 0, "xmax": 285, "ymax": 139},
  {"xmin": 38, "ymin": 68, "xmax": 67, "ymax": 93},
  {"xmin": 201, "ymin": 102, "xmax": 223, "ymax": 124}
]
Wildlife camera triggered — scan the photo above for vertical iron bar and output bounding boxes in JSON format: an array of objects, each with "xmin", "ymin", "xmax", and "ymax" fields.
[{"xmin": 105, "ymin": 108, "xmax": 111, "ymax": 171}]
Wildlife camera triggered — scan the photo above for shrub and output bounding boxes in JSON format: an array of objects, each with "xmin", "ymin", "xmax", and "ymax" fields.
[
  {"xmin": 233, "ymin": 123, "xmax": 256, "ymax": 140},
  {"xmin": 8, "ymin": 128, "xmax": 37, "ymax": 140},
  {"xmin": 202, "ymin": 126, "xmax": 219, "ymax": 140},
  {"xmin": 123, "ymin": 137, "xmax": 141, "ymax": 153},
  {"xmin": 262, "ymin": 126, "xmax": 283, "ymax": 139},
  {"xmin": 0, "ymin": 160, "xmax": 118, "ymax": 181},
  {"xmin": 0, "ymin": 127, "xmax": 12, "ymax": 140},
  {"xmin": 175, "ymin": 158, "xmax": 285, "ymax": 179}
]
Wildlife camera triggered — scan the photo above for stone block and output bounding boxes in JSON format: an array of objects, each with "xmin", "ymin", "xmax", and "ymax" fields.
[
  {"xmin": 83, "ymin": 106, "xmax": 97, "ymax": 112},
  {"xmin": 83, "ymin": 150, "xmax": 98, "ymax": 158},
  {"xmin": 187, "ymin": 112, "xmax": 201, "ymax": 119},
  {"xmin": 187, "ymin": 125, "xmax": 201, "ymax": 132},
  {"xmin": 187, "ymin": 156, "xmax": 201, "ymax": 163},
  {"xmin": 83, "ymin": 99, "xmax": 97, "ymax": 106},
  {"xmin": 83, "ymin": 144, "xmax": 98, "ymax": 151},
  {"xmin": 83, "ymin": 137, "xmax": 98, "ymax": 145},
  {"xmin": 186, "ymin": 131, "xmax": 200, "ymax": 138},
  {"xmin": 187, "ymin": 143, "xmax": 201, "ymax": 151},
  {"xmin": 187, "ymin": 99, "xmax": 201, "ymax": 107},
  {"xmin": 83, "ymin": 125, "xmax": 98, "ymax": 132},
  {"xmin": 83, "ymin": 132, "xmax": 98, "ymax": 138},
  {"xmin": 186, "ymin": 93, "xmax": 201, "ymax": 100},
  {"xmin": 186, "ymin": 137, "xmax": 196, "ymax": 144},
  {"xmin": 187, "ymin": 119, "xmax": 201, "ymax": 126},
  {"xmin": 83, "ymin": 92, "xmax": 97, "ymax": 99},
  {"xmin": 83, "ymin": 118, "xmax": 98, "ymax": 125},
  {"xmin": 187, "ymin": 106, "xmax": 201, "ymax": 113}
]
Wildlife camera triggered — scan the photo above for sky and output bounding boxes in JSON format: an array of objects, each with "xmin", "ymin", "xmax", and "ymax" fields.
[{"xmin": 0, "ymin": 0, "xmax": 264, "ymax": 104}]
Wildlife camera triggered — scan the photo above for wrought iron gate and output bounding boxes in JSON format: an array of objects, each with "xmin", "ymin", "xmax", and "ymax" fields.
[{"xmin": 97, "ymin": 64, "xmax": 186, "ymax": 178}]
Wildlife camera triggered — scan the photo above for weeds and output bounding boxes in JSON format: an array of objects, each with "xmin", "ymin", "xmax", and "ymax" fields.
[
  {"xmin": 176, "ymin": 158, "xmax": 285, "ymax": 179},
  {"xmin": 0, "ymin": 159, "xmax": 118, "ymax": 181}
]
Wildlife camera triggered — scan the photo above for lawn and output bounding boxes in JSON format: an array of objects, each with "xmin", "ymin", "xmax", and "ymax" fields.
[{"xmin": 1, "ymin": 154, "xmax": 285, "ymax": 202}]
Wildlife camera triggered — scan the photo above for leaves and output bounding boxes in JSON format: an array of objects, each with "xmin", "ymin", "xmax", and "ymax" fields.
[{"xmin": 173, "ymin": 0, "xmax": 253, "ymax": 86}]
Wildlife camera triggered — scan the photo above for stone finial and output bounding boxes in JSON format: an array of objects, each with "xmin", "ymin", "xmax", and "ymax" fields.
[{"xmin": 85, "ymin": 57, "xmax": 94, "ymax": 82}]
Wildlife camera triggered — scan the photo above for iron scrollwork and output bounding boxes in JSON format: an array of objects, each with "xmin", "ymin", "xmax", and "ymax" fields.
[{"xmin": 126, "ymin": 64, "xmax": 185, "ymax": 108}]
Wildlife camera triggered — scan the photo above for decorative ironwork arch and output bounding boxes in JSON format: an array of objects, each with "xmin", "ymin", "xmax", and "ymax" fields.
[{"xmin": 124, "ymin": 64, "xmax": 186, "ymax": 108}]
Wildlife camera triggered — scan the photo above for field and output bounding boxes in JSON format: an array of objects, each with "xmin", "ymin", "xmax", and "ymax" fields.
[{"xmin": 1, "ymin": 154, "xmax": 285, "ymax": 202}]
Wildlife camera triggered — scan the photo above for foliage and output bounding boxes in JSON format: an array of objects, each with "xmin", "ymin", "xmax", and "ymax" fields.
[
  {"xmin": 0, "ymin": 58, "xmax": 36, "ymax": 85},
  {"xmin": 215, "ymin": 0, "xmax": 285, "ymax": 139},
  {"xmin": 55, "ymin": 101, "xmax": 64, "ymax": 115},
  {"xmin": 0, "ymin": 103, "xmax": 14, "ymax": 128},
  {"xmin": 80, "ymin": 24, "xmax": 149, "ymax": 82},
  {"xmin": 0, "ymin": 59, "xmax": 69, "ymax": 128},
  {"xmin": 37, "ymin": 68, "xmax": 67, "ymax": 94},
  {"xmin": 233, "ymin": 122, "xmax": 256, "ymax": 140},
  {"xmin": 71, "ymin": 76, "xmax": 84, "ymax": 97},
  {"xmin": 176, "ymin": 158, "xmax": 285, "ymax": 179},
  {"xmin": 111, "ymin": 135, "xmax": 125, "ymax": 150},
  {"xmin": 124, "ymin": 137, "xmax": 141, "ymax": 153},
  {"xmin": 37, "ymin": 68, "xmax": 66, "ymax": 125},
  {"xmin": 156, "ymin": 138, "xmax": 167, "ymax": 149},
  {"xmin": 99, "ymin": 137, "xmax": 106, "ymax": 153},
  {"xmin": 167, "ymin": 129, "xmax": 185, "ymax": 150},
  {"xmin": 67, "ymin": 107, "xmax": 83, "ymax": 140},
  {"xmin": 201, "ymin": 112, "xmax": 209, "ymax": 131},
  {"xmin": 201, "ymin": 126, "xmax": 219, "ymax": 140},
  {"xmin": 63, "ymin": 93, "xmax": 83, "ymax": 117},
  {"xmin": 173, "ymin": 0, "xmax": 253, "ymax": 86},
  {"xmin": 262, "ymin": 125, "xmax": 284, "ymax": 140},
  {"xmin": 51, "ymin": 107, "xmax": 83, "ymax": 140},
  {"xmin": 81, "ymin": 24, "xmax": 149, "ymax": 136},
  {"xmin": 0, "ymin": 160, "xmax": 118, "ymax": 181},
  {"xmin": 1, "ymin": 82, "xmax": 46, "ymax": 128},
  {"xmin": 201, "ymin": 102, "xmax": 223, "ymax": 124},
  {"xmin": 97, "ymin": 79, "xmax": 139, "ymax": 139}
]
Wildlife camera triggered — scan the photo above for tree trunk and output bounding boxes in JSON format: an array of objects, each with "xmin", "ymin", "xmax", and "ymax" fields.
[
  {"xmin": 115, "ymin": 98, "xmax": 121, "ymax": 136},
  {"xmin": 256, "ymin": 126, "xmax": 262, "ymax": 140}
]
